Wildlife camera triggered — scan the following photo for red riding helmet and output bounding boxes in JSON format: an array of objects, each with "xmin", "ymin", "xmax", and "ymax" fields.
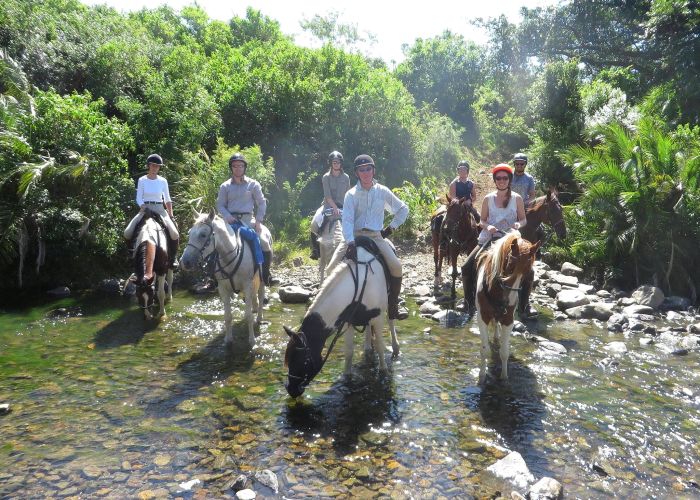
[{"xmin": 492, "ymin": 164, "xmax": 513, "ymax": 177}]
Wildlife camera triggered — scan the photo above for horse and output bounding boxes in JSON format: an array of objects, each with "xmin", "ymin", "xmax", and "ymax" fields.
[
  {"xmin": 433, "ymin": 196, "xmax": 480, "ymax": 298},
  {"xmin": 127, "ymin": 210, "xmax": 173, "ymax": 320},
  {"xmin": 518, "ymin": 189, "xmax": 567, "ymax": 318},
  {"xmin": 318, "ymin": 214, "xmax": 343, "ymax": 284},
  {"xmin": 283, "ymin": 238, "xmax": 400, "ymax": 398},
  {"xmin": 475, "ymin": 232, "xmax": 540, "ymax": 384},
  {"xmin": 179, "ymin": 209, "xmax": 272, "ymax": 347}
]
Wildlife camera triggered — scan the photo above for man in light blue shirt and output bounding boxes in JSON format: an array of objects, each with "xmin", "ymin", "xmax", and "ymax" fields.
[
  {"xmin": 511, "ymin": 152, "xmax": 536, "ymax": 206},
  {"xmin": 326, "ymin": 154, "xmax": 409, "ymax": 320}
]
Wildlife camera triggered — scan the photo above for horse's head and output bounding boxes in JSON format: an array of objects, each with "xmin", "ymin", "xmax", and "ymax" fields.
[
  {"xmin": 284, "ymin": 325, "xmax": 323, "ymax": 397},
  {"xmin": 128, "ymin": 273, "xmax": 156, "ymax": 320},
  {"xmin": 504, "ymin": 236, "xmax": 540, "ymax": 279},
  {"xmin": 546, "ymin": 189, "xmax": 567, "ymax": 240},
  {"xmin": 179, "ymin": 209, "xmax": 217, "ymax": 271}
]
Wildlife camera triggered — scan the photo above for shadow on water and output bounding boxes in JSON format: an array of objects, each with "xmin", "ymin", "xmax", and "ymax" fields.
[
  {"xmin": 462, "ymin": 357, "xmax": 551, "ymax": 477},
  {"xmin": 93, "ymin": 308, "xmax": 157, "ymax": 348},
  {"xmin": 284, "ymin": 359, "xmax": 401, "ymax": 455}
]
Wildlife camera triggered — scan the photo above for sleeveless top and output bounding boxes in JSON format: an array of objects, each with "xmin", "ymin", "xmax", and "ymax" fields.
[
  {"xmin": 451, "ymin": 178, "xmax": 474, "ymax": 199},
  {"xmin": 478, "ymin": 192, "xmax": 521, "ymax": 244}
]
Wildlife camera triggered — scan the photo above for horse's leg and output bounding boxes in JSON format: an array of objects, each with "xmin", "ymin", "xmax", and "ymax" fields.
[
  {"xmin": 498, "ymin": 323, "xmax": 513, "ymax": 380},
  {"xmin": 387, "ymin": 318, "xmax": 400, "ymax": 357},
  {"xmin": 243, "ymin": 281, "xmax": 256, "ymax": 346},
  {"xmin": 156, "ymin": 274, "xmax": 166, "ymax": 317},
  {"xmin": 477, "ymin": 313, "xmax": 491, "ymax": 385},
  {"xmin": 371, "ymin": 316, "xmax": 387, "ymax": 371},
  {"xmin": 166, "ymin": 269, "xmax": 173, "ymax": 303},
  {"xmin": 432, "ymin": 232, "xmax": 441, "ymax": 288},
  {"xmin": 219, "ymin": 282, "xmax": 234, "ymax": 346},
  {"xmin": 450, "ymin": 245, "xmax": 458, "ymax": 300},
  {"xmin": 343, "ymin": 326, "xmax": 354, "ymax": 375},
  {"xmin": 255, "ymin": 275, "xmax": 264, "ymax": 325},
  {"xmin": 518, "ymin": 268, "xmax": 536, "ymax": 319}
]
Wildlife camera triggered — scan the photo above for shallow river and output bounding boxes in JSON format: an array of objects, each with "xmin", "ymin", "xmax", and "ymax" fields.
[{"xmin": 1, "ymin": 289, "xmax": 699, "ymax": 498}]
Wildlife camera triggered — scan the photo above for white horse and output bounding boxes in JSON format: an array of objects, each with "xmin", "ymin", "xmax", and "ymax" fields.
[
  {"xmin": 318, "ymin": 215, "xmax": 343, "ymax": 283},
  {"xmin": 127, "ymin": 213, "xmax": 173, "ymax": 320},
  {"xmin": 284, "ymin": 238, "xmax": 400, "ymax": 397},
  {"xmin": 179, "ymin": 210, "xmax": 272, "ymax": 347}
]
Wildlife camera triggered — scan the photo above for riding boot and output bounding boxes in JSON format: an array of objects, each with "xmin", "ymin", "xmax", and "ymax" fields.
[
  {"xmin": 388, "ymin": 276, "xmax": 407, "ymax": 320},
  {"xmin": 461, "ymin": 244, "xmax": 482, "ymax": 315},
  {"xmin": 168, "ymin": 236, "xmax": 179, "ymax": 271},
  {"xmin": 262, "ymin": 251, "xmax": 273, "ymax": 286},
  {"xmin": 310, "ymin": 232, "xmax": 320, "ymax": 260},
  {"xmin": 518, "ymin": 269, "xmax": 538, "ymax": 319}
]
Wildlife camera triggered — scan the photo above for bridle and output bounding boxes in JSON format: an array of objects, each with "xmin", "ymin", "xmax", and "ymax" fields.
[{"xmin": 185, "ymin": 218, "xmax": 246, "ymax": 288}]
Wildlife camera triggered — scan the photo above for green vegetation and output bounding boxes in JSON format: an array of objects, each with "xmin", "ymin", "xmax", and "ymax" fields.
[{"xmin": 0, "ymin": 0, "xmax": 698, "ymax": 299}]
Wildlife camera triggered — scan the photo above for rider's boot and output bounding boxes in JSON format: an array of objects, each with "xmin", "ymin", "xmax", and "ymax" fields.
[
  {"xmin": 168, "ymin": 236, "xmax": 179, "ymax": 271},
  {"xmin": 262, "ymin": 251, "xmax": 273, "ymax": 286},
  {"xmin": 388, "ymin": 276, "xmax": 408, "ymax": 320},
  {"xmin": 461, "ymin": 244, "xmax": 481, "ymax": 315},
  {"xmin": 310, "ymin": 232, "xmax": 320, "ymax": 260},
  {"xmin": 518, "ymin": 269, "xmax": 538, "ymax": 319}
]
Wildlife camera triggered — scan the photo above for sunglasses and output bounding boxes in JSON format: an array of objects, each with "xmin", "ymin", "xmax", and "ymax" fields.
[
  {"xmin": 494, "ymin": 176, "xmax": 510, "ymax": 181},
  {"xmin": 356, "ymin": 166, "xmax": 373, "ymax": 173},
  {"xmin": 514, "ymin": 162, "xmax": 526, "ymax": 166}
]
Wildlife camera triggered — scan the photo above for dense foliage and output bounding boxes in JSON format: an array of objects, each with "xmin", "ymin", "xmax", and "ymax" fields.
[{"xmin": 0, "ymin": 0, "xmax": 698, "ymax": 299}]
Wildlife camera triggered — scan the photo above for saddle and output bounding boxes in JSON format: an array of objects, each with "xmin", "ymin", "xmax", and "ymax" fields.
[{"xmin": 354, "ymin": 236, "xmax": 392, "ymax": 294}]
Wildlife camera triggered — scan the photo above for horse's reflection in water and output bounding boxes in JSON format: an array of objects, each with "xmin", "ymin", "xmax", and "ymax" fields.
[{"xmin": 284, "ymin": 359, "xmax": 400, "ymax": 454}]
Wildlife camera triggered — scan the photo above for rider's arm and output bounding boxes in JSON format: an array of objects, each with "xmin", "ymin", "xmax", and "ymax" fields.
[
  {"xmin": 162, "ymin": 178, "xmax": 173, "ymax": 217},
  {"xmin": 480, "ymin": 197, "xmax": 490, "ymax": 230},
  {"xmin": 514, "ymin": 196, "xmax": 527, "ymax": 230},
  {"xmin": 384, "ymin": 187, "xmax": 408, "ymax": 230},
  {"xmin": 252, "ymin": 181, "xmax": 267, "ymax": 228},
  {"xmin": 322, "ymin": 175, "xmax": 336, "ymax": 208},
  {"xmin": 216, "ymin": 182, "xmax": 234, "ymax": 223},
  {"xmin": 136, "ymin": 177, "xmax": 145, "ymax": 208},
  {"xmin": 448, "ymin": 180, "xmax": 457, "ymax": 200},
  {"xmin": 341, "ymin": 190, "xmax": 355, "ymax": 243}
]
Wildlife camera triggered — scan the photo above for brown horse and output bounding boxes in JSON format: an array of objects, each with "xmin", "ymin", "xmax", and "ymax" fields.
[
  {"xmin": 475, "ymin": 233, "xmax": 540, "ymax": 383},
  {"xmin": 431, "ymin": 196, "xmax": 479, "ymax": 298},
  {"xmin": 518, "ymin": 189, "xmax": 567, "ymax": 318}
]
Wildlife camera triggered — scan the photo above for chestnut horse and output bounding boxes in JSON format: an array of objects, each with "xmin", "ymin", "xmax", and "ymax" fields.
[
  {"xmin": 475, "ymin": 232, "xmax": 540, "ymax": 384},
  {"xmin": 431, "ymin": 196, "xmax": 479, "ymax": 297},
  {"xmin": 518, "ymin": 189, "xmax": 567, "ymax": 318}
]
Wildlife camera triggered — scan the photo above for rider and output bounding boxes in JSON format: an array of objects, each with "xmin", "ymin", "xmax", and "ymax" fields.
[
  {"xmin": 326, "ymin": 154, "xmax": 410, "ymax": 320},
  {"xmin": 216, "ymin": 152, "xmax": 273, "ymax": 285},
  {"xmin": 511, "ymin": 153, "xmax": 536, "ymax": 206},
  {"xmin": 461, "ymin": 164, "xmax": 527, "ymax": 313},
  {"xmin": 448, "ymin": 160, "xmax": 480, "ymax": 222},
  {"xmin": 309, "ymin": 150, "xmax": 350, "ymax": 260},
  {"xmin": 124, "ymin": 153, "xmax": 180, "ymax": 281}
]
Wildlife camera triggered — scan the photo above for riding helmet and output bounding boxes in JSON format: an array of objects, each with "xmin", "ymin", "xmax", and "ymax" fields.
[
  {"xmin": 513, "ymin": 153, "xmax": 528, "ymax": 164},
  {"xmin": 228, "ymin": 152, "xmax": 248, "ymax": 169},
  {"xmin": 328, "ymin": 151, "xmax": 343, "ymax": 165},
  {"xmin": 457, "ymin": 160, "xmax": 470, "ymax": 170},
  {"xmin": 146, "ymin": 154, "xmax": 164, "ymax": 166},
  {"xmin": 492, "ymin": 163, "xmax": 513, "ymax": 178},
  {"xmin": 353, "ymin": 154, "xmax": 375, "ymax": 169}
]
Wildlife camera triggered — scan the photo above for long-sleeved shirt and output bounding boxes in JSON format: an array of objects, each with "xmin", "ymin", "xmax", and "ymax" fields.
[
  {"xmin": 136, "ymin": 175, "xmax": 172, "ymax": 206},
  {"xmin": 322, "ymin": 171, "xmax": 350, "ymax": 208},
  {"xmin": 217, "ymin": 177, "xmax": 267, "ymax": 222},
  {"xmin": 342, "ymin": 180, "xmax": 409, "ymax": 243}
]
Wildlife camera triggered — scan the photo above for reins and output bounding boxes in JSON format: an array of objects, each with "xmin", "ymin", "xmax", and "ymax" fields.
[{"xmin": 185, "ymin": 219, "xmax": 246, "ymax": 291}]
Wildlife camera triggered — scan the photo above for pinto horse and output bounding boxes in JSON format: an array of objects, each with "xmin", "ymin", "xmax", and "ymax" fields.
[
  {"xmin": 475, "ymin": 232, "xmax": 540, "ymax": 384},
  {"xmin": 284, "ymin": 238, "xmax": 400, "ymax": 397},
  {"xmin": 318, "ymin": 214, "xmax": 343, "ymax": 284},
  {"xmin": 128, "ymin": 210, "xmax": 173, "ymax": 320},
  {"xmin": 179, "ymin": 210, "xmax": 271, "ymax": 347},
  {"xmin": 431, "ymin": 196, "xmax": 479, "ymax": 296},
  {"xmin": 518, "ymin": 189, "xmax": 567, "ymax": 317}
]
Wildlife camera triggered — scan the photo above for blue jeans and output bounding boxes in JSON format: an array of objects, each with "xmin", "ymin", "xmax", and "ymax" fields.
[{"xmin": 231, "ymin": 222, "xmax": 264, "ymax": 266}]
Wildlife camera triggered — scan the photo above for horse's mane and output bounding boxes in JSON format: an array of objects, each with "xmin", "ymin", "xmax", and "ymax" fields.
[
  {"xmin": 308, "ymin": 258, "xmax": 350, "ymax": 310},
  {"xmin": 477, "ymin": 231, "xmax": 521, "ymax": 290},
  {"xmin": 526, "ymin": 195, "xmax": 547, "ymax": 214}
]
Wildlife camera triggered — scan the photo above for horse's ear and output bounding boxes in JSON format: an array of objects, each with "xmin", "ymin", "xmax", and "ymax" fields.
[
  {"xmin": 192, "ymin": 207, "xmax": 200, "ymax": 220},
  {"xmin": 208, "ymin": 208, "xmax": 216, "ymax": 221},
  {"xmin": 546, "ymin": 189, "xmax": 552, "ymax": 201},
  {"xmin": 283, "ymin": 325, "xmax": 297, "ymax": 338},
  {"xmin": 510, "ymin": 238, "xmax": 521, "ymax": 256},
  {"xmin": 532, "ymin": 240, "xmax": 542, "ymax": 256}
]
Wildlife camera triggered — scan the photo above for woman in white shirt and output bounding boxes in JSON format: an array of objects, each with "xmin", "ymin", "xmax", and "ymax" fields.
[{"xmin": 124, "ymin": 154, "xmax": 179, "ymax": 272}]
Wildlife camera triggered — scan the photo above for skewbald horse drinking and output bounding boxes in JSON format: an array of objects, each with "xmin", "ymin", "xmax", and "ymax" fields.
[
  {"xmin": 284, "ymin": 238, "xmax": 400, "ymax": 397},
  {"xmin": 179, "ymin": 209, "xmax": 272, "ymax": 347},
  {"xmin": 475, "ymin": 232, "xmax": 540, "ymax": 384}
]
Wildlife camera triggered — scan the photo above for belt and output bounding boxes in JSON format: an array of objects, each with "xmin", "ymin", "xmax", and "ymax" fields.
[
  {"xmin": 232, "ymin": 212, "xmax": 251, "ymax": 216},
  {"xmin": 144, "ymin": 201, "xmax": 162, "ymax": 204},
  {"xmin": 359, "ymin": 228, "xmax": 379, "ymax": 232}
]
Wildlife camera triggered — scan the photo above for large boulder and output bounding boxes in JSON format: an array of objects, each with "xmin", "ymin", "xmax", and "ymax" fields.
[
  {"xmin": 565, "ymin": 303, "xmax": 614, "ymax": 320},
  {"xmin": 486, "ymin": 451, "xmax": 535, "ymax": 489},
  {"xmin": 560, "ymin": 262, "xmax": 583, "ymax": 277},
  {"xmin": 556, "ymin": 289, "xmax": 589, "ymax": 310},
  {"xmin": 551, "ymin": 273, "xmax": 579, "ymax": 287},
  {"xmin": 622, "ymin": 304, "xmax": 656, "ymax": 317},
  {"xmin": 278, "ymin": 286, "xmax": 312, "ymax": 303},
  {"xmin": 631, "ymin": 285, "xmax": 664, "ymax": 309},
  {"xmin": 529, "ymin": 476, "xmax": 564, "ymax": 500}
]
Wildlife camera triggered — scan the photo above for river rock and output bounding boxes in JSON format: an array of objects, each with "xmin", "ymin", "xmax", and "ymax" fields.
[
  {"xmin": 660, "ymin": 296, "xmax": 692, "ymax": 311},
  {"xmin": 528, "ymin": 476, "xmax": 563, "ymax": 499},
  {"xmin": 607, "ymin": 313, "xmax": 627, "ymax": 332},
  {"xmin": 278, "ymin": 286, "xmax": 312, "ymax": 303},
  {"xmin": 0, "ymin": 403, "xmax": 10, "ymax": 415},
  {"xmin": 411, "ymin": 284, "xmax": 432, "ymax": 297},
  {"xmin": 47, "ymin": 286, "xmax": 70, "ymax": 297},
  {"xmin": 622, "ymin": 304, "xmax": 655, "ymax": 317},
  {"xmin": 680, "ymin": 335, "xmax": 700, "ymax": 350},
  {"xmin": 596, "ymin": 289, "xmax": 612, "ymax": 299},
  {"xmin": 565, "ymin": 303, "xmax": 614, "ymax": 320},
  {"xmin": 687, "ymin": 323, "xmax": 700, "ymax": 334},
  {"xmin": 486, "ymin": 451, "xmax": 534, "ymax": 489},
  {"xmin": 560, "ymin": 262, "xmax": 583, "ymax": 277},
  {"xmin": 419, "ymin": 301, "xmax": 442, "ymax": 315},
  {"xmin": 556, "ymin": 289, "xmax": 589, "ymax": 310},
  {"xmin": 178, "ymin": 479, "xmax": 201, "ymax": 491},
  {"xmin": 665, "ymin": 311, "xmax": 684, "ymax": 322},
  {"xmin": 545, "ymin": 283, "xmax": 562, "ymax": 298},
  {"xmin": 631, "ymin": 285, "xmax": 664, "ymax": 309},
  {"xmin": 577, "ymin": 283, "xmax": 595, "ymax": 294},
  {"xmin": 431, "ymin": 309, "xmax": 467, "ymax": 326},
  {"xmin": 236, "ymin": 489, "xmax": 256, "ymax": 500},
  {"xmin": 536, "ymin": 341, "xmax": 567, "ymax": 356},
  {"xmin": 254, "ymin": 469, "xmax": 279, "ymax": 494},
  {"xmin": 604, "ymin": 341, "xmax": 627, "ymax": 353},
  {"xmin": 551, "ymin": 273, "xmax": 579, "ymax": 287},
  {"xmin": 96, "ymin": 278, "xmax": 122, "ymax": 295}
]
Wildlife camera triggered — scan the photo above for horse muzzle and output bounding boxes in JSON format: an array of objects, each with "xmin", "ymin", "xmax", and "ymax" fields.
[{"xmin": 285, "ymin": 378, "xmax": 306, "ymax": 398}]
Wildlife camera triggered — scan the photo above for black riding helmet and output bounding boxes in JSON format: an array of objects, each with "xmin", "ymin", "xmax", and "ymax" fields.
[
  {"xmin": 513, "ymin": 153, "xmax": 528, "ymax": 164},
  {"xmin": 229, "ymin": 152, "xmax": 248, "ymax": 172},
  {"xmin": 146, "ymin": 153, "xmax": 164, "ymax": 166},
  {"xmin": 457, "ymin": 160, "xmax": 470, "ymax": 170},
  {"xmin": 353, "ymin": 154, "xmax": 375, "ymax": 169},
  {"xmin": 328, "ymin": 151, "xmax": 343, "ymax": 165}
]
